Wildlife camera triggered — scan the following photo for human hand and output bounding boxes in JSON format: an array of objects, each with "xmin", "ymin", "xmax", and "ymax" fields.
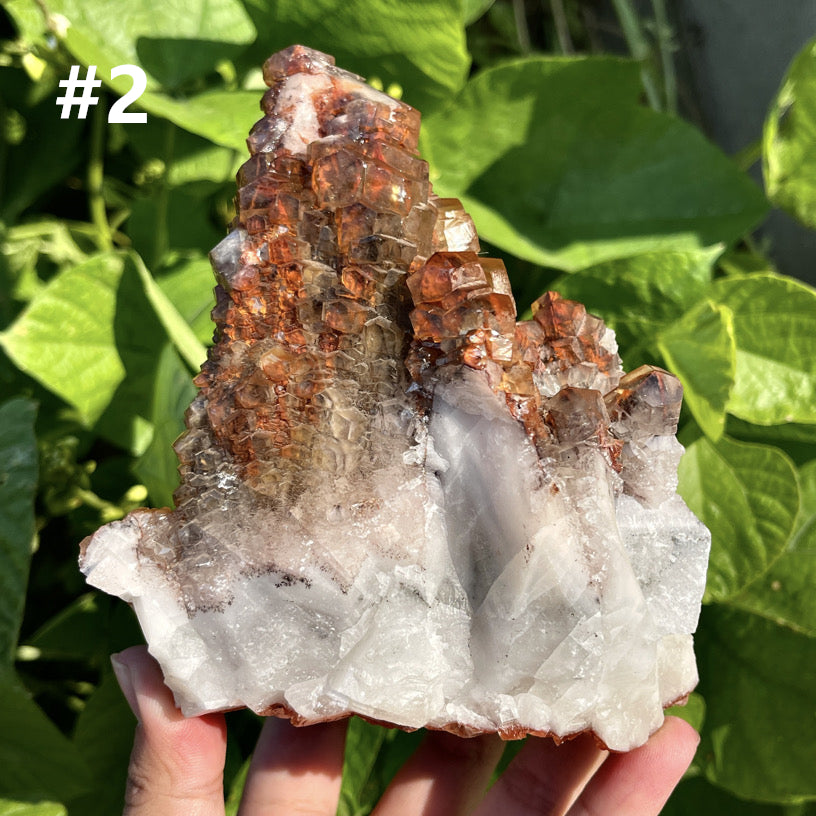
[{"xmin": 111, "ymin": 645, "xmax": 698, "ymax": 816}]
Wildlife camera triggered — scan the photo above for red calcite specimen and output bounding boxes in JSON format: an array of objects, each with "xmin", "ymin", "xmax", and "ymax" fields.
[{"xmin": 80, "ymin": 45, "xmax": 710, "ymax": 752}]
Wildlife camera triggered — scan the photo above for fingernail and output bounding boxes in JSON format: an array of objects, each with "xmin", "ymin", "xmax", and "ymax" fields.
[{"xmin": 111, "ymin": 652, "xmax": 141, "ymax": 721}]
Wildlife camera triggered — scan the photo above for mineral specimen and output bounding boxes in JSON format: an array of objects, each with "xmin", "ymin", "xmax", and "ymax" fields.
[{"xmin": 80, "ymin": 45, "xmax": 710, "ymax": 751}]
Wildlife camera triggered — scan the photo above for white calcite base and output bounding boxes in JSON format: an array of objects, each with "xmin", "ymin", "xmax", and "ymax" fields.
[{"xmin": 82, "ymin": 376, "xmax": 710, "ymax": 752}]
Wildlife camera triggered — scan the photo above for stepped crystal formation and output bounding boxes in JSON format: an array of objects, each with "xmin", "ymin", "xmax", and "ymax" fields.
[{"xmin": 80, "ymin": 45, "xmax": 710, "ymax": 751}]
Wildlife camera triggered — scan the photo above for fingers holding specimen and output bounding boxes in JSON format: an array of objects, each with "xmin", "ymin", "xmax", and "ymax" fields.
[
  {"xmin": 112, "ymin": 645, "xmax": 228, "ymax": 816},
  {"xmin": 373, "ymin": 730, "xmax": 505, "ymax": 816},
  {"xmin": 566, "ymin": 716, "xmax": 699, "ymax": 816},
  {"xmin": 237, "ymin": 716, "xmax": 347, "ymax": 816},
  {"xmin": 471, "ymin": 731, "xmax": 607, "ymax": 816}
]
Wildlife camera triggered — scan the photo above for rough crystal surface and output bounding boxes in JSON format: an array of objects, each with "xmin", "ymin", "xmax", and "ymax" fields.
[{"xmin": 79, "ymin": 44, "xmax": 710, "ymax": 751}]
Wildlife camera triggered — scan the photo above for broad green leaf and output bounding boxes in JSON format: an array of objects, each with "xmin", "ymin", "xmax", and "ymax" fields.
[
  {"xmin": 131, "ymin": 255, "xmax": 206, "ymax": 371},
  {"xmin": 0, "ymin": 398, "xmax": 37, "ymax": 667},
  {"xmin": 678, "ymin": 437, "xmax": 798, "ymax": 602},
  {"xmin": 424, "ymin": 57, "xmax": 641, "ymax": 190},
  {"xmin": 764, "ymin": 37, "xmax": 816, "ymax": 229},
  {"xmin": 0, "ymin": 801, "xmax": 66, "ymax": 816},
  {"xmin": 727, "ymin": 417, "xmax": 816, "ymax": 447},
  {"xmin": 0, "ymin": 251, "xmax": 195, "ymax": 454},
  {"xmin": 659, "ymin": 300, "xmax": 736, "ymax": 441},
  {"xmin": 697, "ymin": 607, "xmax": 816, "ymax": 803},
  {"xmin": 132, "ymin": 345, "xmax": 196, "ymax": 508},
  {"xmin": 91, "ymin": 257, "xmax": 172, "ymax": 454},
  {"xmin": 0, "ymin": 254, "xmax": 127, "ymax": 425},
  {"xmin": 463, "ymin": 0, "xmax": 495, "ymax": 25},
  {"xmin": 551, "ymin": 248, "xmax": 718, "ymax": 366},
  {"xmin": 0, "ymin": 220, "xmax": 89, "ymax": 327},
  {"xmin": 68, "ymin": 671, "xmax": 135, "ymax": 816},
  {"xmin": 664, "ymin": 776, "xmax": 805, "ymax": 815},
  {"xmin": 135, "ymin": 90, "xmax": 260, "ymax": 153},
  {"xmin": 0, "ymin": 673, "xmax": 90, "ymax": 801},
  {"xmin": 243, "ymin": 0, "xmax": 470, "ymax": 111},
  {"xmin": 338, "ymin": 718, "xmax": 388, "ymax": 816},
  {"xmin": 423, "ymin": 58, "xmax": 767, "ymax": 270},
  {"xmin": 709, "ymin": 274, "xmax": 816, "ymax": 426},
  {"xmin": 725, "ymin": 416, "xmax": 816, "ymax": 469},
  {"xmin": 127, "ymin": 118, "xmax": 237, "ymax": 187},
  {"xmin": 128, "ymin": 182, "xmax": 229, "ymax": 264},
  {"xmin": 42, "ymin": 0, "xmax": 255, "ymax": 91},
  {"xmin": 157, "ymin": 255, "xmax": 217, "ymax": 345},
  {"xmin": 730, "ymin": 460, "xmax": 816, "ymax": 637},
  {"xmin": 24, "ymin": 593, "xmax": 141, "ymax": 662},
  {"xmin": 15, "ymin": 0, "xmax": 258, "ymax": 150}
]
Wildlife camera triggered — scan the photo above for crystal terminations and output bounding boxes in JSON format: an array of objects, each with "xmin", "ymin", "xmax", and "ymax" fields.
[{"xmin": 80, "ymin": 45, "xmax": 710, "ymax": 751}]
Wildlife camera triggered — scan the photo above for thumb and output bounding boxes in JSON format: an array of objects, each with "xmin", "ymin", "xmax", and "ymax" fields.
[{"xmin": 112, "ymin": 645, "xmax": 227, "ymax": 816}]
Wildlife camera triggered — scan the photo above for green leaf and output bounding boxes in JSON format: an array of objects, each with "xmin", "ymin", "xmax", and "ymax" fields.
[
  {"xmin": 243, "ymin": 0, "xmax": 470, "ymax": 111},
  {"xmin": 463, "ymin": 0, "xmax": 495, "ymax": 25},
  {"xmin": 131, "ymin": 255, "xmax": 206, "ymax": 372},
  {"xmin": 664, "ymin": 776, "xmax": 804, "ymax": 815},
  {"xmin": 128, "ymin": 181, "xmax": 229, "ymax": 264},
  {"xmin": 0, "ymin": 673, "xmax": 91, "ymax": 801},
  {"xmin": 224, "ymin": 757, "xmax": 250, "ymax": 816},
  {"xmin": 68, "ymin": 670, "xmax": 135, "ymax": 816},
  {"xmin": 709, "ymin": 274, "xmax": 816, "ymax": 426},
  {"xmin": 423, "ymin": 57, "xmax": 767, "ymax": 270},
  {"xmin": 729, "ymin": 459, "xmax": 816, "ymax": 637},
  {"xmin": 0, "ymin": 67, "xmax": 84, "ymax": 224},
  {"xmin": 666, "ymin": 691, "xmax": 706, "ymax": 732},
  {"xmin": 659, "ymin": 300, "xmax": 736, "ymax": 441},
  {"xmin": 551, "ymin": 248, "xmax": 718, "ymax": 371},
  {"xmin": 157, "ymin": 255, "xmax": 217, "ymax": 345},
  {"xmin": 0, "ymin": 220, "xmax": 90, "ymax": 327},
  {"xmin": 43, "ymin": 0, "xmax": 255, "ymax": 91},
  {"xmin": 0, "ymin": 398, "xmax": 38, "ymax": 667},
  {"xmin": 338, "ymin": 718, "xmax": 387, "ymax": 816},
  {"xmin": 24, "ymin": 593, "xmax": 142, "ymax": 662},
  {"xmin": 764, "ymin": 37, "xmax": 816, "ymax": 229},
  {"xmin": 727, "ymin": 416, "xmax": 816, "ymax": 448},
  {"xmin": 135, "ymin": 90, "xmax": 261, "ymax": 153},
  {"xmin": 678, "ymin": 436, "xmax": 799, "ymax": 602},
  {"xmin": 697, "ymin": 606, "xmax": 816, "ymax": 804},
  {"xmin": 127, "ymin": 118, "xmax": 237, "ymax": 187},
  {"xmin": 132, "ymin": 345, "xmax": 196, "ymax": 508},
  {"xmin": 0, "ymin": 254, "xmax": 127, "ymax": 426},
  {"xmin": 0, "ymin": 801, "xmax": 66, "ymax": 816},
  {"xmin": 0, "ymin": 252, "xmax": 189, "ymax": 454}
]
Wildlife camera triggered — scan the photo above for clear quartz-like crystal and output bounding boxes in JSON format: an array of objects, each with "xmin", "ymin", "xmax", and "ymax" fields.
[{"xmin": 79, "ymin": 45, "xmax": 710, "ymax": 751}]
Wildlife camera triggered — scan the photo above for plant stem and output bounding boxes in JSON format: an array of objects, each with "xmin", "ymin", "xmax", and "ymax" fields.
[
  {"xmin": 650, "ymin": 0, "xmax": 677, "ymax": 114},
  {"xmin": 733, "ymin": 138, "xmax": 762, "ymax": 172},
  {"xmin": 88, "ymin": 101, "xmax": 113, "ymax": 251},
  {"xmin": 75, "ymin": 488, "xmax": 121, "ymax": 516},
  {"xmin": 549, "ymin": 0, "xmax": 574, "ymax": 54},
  {"xmin": 611, "ymin": 0, "xmax": 662, "ymax": 110},
  {"xmin": 513, "ymin": 0, "xmax": 532, "ymax": 54}
]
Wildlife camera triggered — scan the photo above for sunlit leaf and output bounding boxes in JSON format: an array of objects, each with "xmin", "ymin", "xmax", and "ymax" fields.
[{"xmin": 678, "ymin": 436, "xmax": 798, "ymax": 602}]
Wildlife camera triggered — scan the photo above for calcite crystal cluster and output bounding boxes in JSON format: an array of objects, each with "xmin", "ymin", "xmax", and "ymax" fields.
[{"xmin": 80, "ymin": 45, "xmax": 710, "ymax": 751}]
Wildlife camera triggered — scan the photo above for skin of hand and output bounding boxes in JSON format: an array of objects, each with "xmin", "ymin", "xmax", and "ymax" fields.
[{"xmin": 111, "ymin": 645, "xmax": 699, "ymax": 816}]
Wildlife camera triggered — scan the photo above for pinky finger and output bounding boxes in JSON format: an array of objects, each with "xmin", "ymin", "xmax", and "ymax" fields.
[{"xmin": 566, "ymin": 716, "xmax": 699, "ymax": 816}]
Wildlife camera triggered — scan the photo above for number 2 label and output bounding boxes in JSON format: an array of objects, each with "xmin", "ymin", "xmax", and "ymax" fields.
[{"xmin": 108, "ymin": 65, "xmax": 147, "ymax": 124}]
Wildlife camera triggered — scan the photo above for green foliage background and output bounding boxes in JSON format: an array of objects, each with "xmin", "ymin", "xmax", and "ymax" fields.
[{"xmin": 0, "ymin": 0, "xmax": 815, "ymax": 812}]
